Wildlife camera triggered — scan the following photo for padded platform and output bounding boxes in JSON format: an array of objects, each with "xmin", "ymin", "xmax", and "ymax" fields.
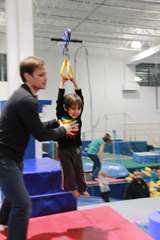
[
  {"xmin": 0, "ymin": 206, "xmax": 153, "ymax": 240},
  {"xmin": 23, "ymin": 158, "xmax": 62, "ymax": 195},
  {"xmin": 133, "ymin": 152, "xmax": 160, "ymax": 164},
  {"xmin": 31, "ymin": 192, "xmax": 76, "ymax": 217},
  {"xmin": 23, "ymin": 157, "xmax": 77, "ymax": 217},
  {"xmin": 149, "ymin": 210, "xmax": 160, "ymax": 240}
]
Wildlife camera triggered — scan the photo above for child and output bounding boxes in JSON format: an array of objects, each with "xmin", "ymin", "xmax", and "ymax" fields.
[
  {"xmin": 98, "ymin": 171, "xmax": 110, "ymax": 202},
  {"xmin": 87, "ymin": 133, "xmax": 112, "ymax": 180},
  {"xmin": 56, "ymin": 77, "xmax": 89, "ymax": 198}
]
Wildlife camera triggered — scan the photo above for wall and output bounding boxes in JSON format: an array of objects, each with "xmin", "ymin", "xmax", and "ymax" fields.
[{"xmin": 0, "ymin": 36, "xmax": 8, "ymax": 100}]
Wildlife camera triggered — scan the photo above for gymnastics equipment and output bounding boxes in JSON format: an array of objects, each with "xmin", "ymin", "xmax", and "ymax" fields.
[
  {"xmin": 51, "ymin": 29, "xmax": 82, "ymax": 81},
  {"xmin": 74, "ymin": 46, "xmax": 94, "ymax": 139},
  {"xmin": 83, "ymin": 160, "xmax": 129, "ymax": 178},
  {"xmin": 60, "ymin": 57, "xmax": 74, "ymax": 81},
  {"xmin": 148, "ymin": 210, "xmax": 160, "ymax": 240},
  {"xmin": 60, "ymin": 29, "xmax": 74, "ymax": 80},
  {"xmin": 102, "ymin": 162, "xmax": 129, "ymax": 178}
]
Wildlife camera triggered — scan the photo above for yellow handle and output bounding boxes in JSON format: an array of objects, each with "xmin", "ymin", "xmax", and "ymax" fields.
[{"xmin": 60, "ymin": 58, "xmax": 74, "ymax": 80}]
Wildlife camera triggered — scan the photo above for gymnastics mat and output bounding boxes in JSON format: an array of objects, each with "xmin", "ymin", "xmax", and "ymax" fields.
[
  {"xmin": 133, "ymin": 152, "xmax": 160, "ymax": 164},
  {"xmin": 0, "ymin": 206, "xmax": 153, "ymax": 240}
]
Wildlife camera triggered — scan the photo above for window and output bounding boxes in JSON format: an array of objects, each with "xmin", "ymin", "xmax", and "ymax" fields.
[{"xmin": 0, "ymin": 54, "xmax": 7, "ymax": 81}]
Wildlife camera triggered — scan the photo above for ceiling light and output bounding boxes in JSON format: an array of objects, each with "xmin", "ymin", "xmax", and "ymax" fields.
[
  {"xmin": 135, "ymin": 76, "xmax": 142, "ymax": 82},
  {"xmin": 131, "ymin": 41, "xmax": 142, "ymax": 49}
]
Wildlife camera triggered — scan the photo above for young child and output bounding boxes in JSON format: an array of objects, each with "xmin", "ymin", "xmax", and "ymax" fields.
[
  {"xmin": 98, "ymin": 171, "xmax": 110, "ymax": 202},
  {"xmin": 87, "ymin": 133, "xmax": 112, "ymax": 180},
  {"xmin": 56, "ymin": 77, "xmax": 89, "ymax": 198}
]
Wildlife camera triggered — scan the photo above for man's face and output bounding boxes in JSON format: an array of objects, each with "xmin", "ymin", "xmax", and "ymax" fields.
[{"xmin": 26, "ymin": 66, "xmax": 48, "ymax": 92}]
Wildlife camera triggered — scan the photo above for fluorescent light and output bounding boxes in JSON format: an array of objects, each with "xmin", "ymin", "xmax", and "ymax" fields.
[
  {"xmin": 131, "ymin": 41, "xmax": 142, "ymax": 49},
  {"xmin": 135, "ymin": 76, "xmax": 142, "ymax": 82}
]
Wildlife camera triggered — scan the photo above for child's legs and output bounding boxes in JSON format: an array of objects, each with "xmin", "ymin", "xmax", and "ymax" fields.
[
  {"xmin": 59, "ymin": 149, "xmax": 76, "ymax": 191},
  {"xmin": 100, "ymin": 191, "xmax": 110, "ymax": 202},
  {"xmin": 72, "ymin": 148, "xmax": 87, "ymax": 193}
]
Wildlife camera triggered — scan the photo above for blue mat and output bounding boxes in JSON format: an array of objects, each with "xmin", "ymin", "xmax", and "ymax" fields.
[{"xmin": 23, "ymin": 157, "xmax": 77, "ymax": 217}]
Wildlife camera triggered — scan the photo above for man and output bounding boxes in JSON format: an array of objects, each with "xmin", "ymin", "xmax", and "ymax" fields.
[{"xmin": 0, "ymin": 56, "xmax": 77, "ymax": 240}]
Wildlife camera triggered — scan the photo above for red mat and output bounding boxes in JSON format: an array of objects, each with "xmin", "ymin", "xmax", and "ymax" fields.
[{"xmin": 0, "ymin": 206, "xmax": 153, "ymax": 240}]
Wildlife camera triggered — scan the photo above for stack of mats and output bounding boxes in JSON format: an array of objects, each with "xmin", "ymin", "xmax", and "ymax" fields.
[{"xmin": 23, "ymin": 157, "xmax": 77, "ymax": 217}]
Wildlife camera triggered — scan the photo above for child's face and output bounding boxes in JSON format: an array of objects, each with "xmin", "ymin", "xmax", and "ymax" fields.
[{"xmin": 66, "ymin": 105, "xmax": 82, "ymax": 119}]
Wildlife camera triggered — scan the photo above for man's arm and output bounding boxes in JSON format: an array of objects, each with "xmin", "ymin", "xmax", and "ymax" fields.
[
  {"xmin": 43, "ymin": 119, "xmax": 59, "ymax": 129},
  {"xmin": 18, "ymin": 96, "xmax": 76, "ymax": 141}
]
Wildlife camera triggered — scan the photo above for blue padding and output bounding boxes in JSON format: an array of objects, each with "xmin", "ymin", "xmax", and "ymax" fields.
[
  {"xmin": 149, "ymin": 210, "xmax": 160, "ymax": 240},
  {"xmin": 81, "ymin": 140, "xmax": 91, "ymax": 156},
  {"xmin": 24, "ymin": 171, "xmax": 61, "ymax": 195},
  {"xmin": 31, "ymin": 192, "xmax": 77, "ymax": 217},
  {"xmin": 105, "ymin": 140, "xmax": 148, "ymax": 156},
  {"xmin": 133, "ymin": 152, "xmax": 160, "ymax": 163},
  {"xmin": 130, "ymin": 141, "xmax": 147, "ymax": 152},
  {"xmin": 109, "ymin": 182, "xmax": 128, "ymax": 199},
  {"xmin": 83, "ymin": 162, "xmax": 93, "ymax": 172},
  {"xmin": 83, "ymin": 161, "xmax": 129, "ymax": 178},
  {"xmin": 38, "ymin": 100, "xmax": 52, "ymax": 113},
  {"xmin": 24, "ymin": 157, "xmax": 60, "ymax": 173},
  {"xmin": 102, "ymin": 162, "xmax": 129, "ymax": 178},
  {"xmin": 23, "ymin": 158, "xmax": 62, "ymax": 195},
  {"xmin": 82, "ymin": 140, "xmax": 91, "ymax": 149}
]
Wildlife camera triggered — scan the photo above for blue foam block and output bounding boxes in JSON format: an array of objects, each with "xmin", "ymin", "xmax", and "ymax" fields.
[
  {"xmin": 23, "ymin": 158, "xmax": 62, "ymax": 195},
  {"xmin": 31, "ymin": 192, "xmax": 77, "ymax": 217},
  {"xmin": 148, "ymin": 210, "xmax": 160, "ymax": 240}
]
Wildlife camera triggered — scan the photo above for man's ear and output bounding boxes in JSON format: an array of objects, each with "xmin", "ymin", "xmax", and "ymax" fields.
[{"xmin": 24, "ymin": 72, "xmax": 32, "ymax": 82}]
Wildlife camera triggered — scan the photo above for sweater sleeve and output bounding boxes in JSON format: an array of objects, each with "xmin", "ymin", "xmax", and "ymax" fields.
[
  {"xmin": 17, "ymin": 96, "xmax": 66, "ymax": 141},
  {"xmin": 75, "ymin": 88, "xmax": 84, "ymax": 117},
  {"xmin": 75, "ymin": 89, "xmax": 84, "ymax": 104},
  {"xmin": 43, "ymin": 119, "xmax": 59, "ymax": 129},
  {"xmin": 56, "ymin": 88, "xmax": 65, "ymax": 119}
]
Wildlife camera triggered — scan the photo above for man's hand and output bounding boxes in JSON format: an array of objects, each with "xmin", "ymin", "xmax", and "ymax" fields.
[{"xmin": 59, "ymin": 120, "xmax": 79, "ymax": 136}]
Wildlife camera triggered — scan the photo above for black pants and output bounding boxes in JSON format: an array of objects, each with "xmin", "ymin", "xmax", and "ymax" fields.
[
  {"xmin": 0, "ymin": 162, "xmax": 24, "ymax": 226},
  {"xmin": 0, "ymin": 160, "xmax": 31, "ymax": 240},
  {"xmin": 100, "ymin": 191, "xmax": 110, "ymax": 202},
  {"xmin": 59, "ymin": 147, "xmax": 87, "ymax": 193}
]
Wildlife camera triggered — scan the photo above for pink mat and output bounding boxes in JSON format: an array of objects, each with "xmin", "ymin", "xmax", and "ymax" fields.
[{"xmin": 0, "ymin": 206, "xmax": 153, "ymax": 240}]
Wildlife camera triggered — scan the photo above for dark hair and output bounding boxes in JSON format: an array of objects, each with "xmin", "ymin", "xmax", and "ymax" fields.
[
  {"xmin": 64, "ymin": 93, "xmax": 83, "ymax": 110},
  {"xmin": 19, "ymin": 56, "xmax": 45, "ymax": 82},
  {"xmin": 103, "ymin": 133, "xmax": 112, "ymax": 143}
]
